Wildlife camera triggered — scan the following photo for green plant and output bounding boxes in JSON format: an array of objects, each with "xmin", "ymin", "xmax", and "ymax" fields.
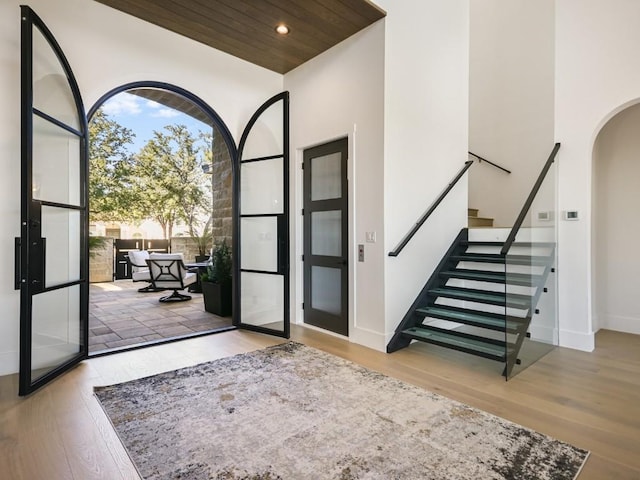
[
  {"xmin": 88, "ymin": 236, "xmax": 108, "ymax": 258},
  {"xmin": 201, "ymin": 240, "xmax": 232, "ymax": 286}
]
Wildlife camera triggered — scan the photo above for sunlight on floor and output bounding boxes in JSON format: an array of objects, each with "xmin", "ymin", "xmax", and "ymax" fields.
[{"xmin": 94, "ymin": 282, "xmax": 125, "ymax": 292}]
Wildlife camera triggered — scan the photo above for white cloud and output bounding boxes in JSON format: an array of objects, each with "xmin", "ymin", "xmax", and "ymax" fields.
[
  {"xmin": 145, "ymin": 99, "xmax": 162, "ymax": 109},
  {"xmin": 151, "ymin": 108, "xmax": 182, "ymax": 119},
  {"xmin": 101, "ymin": 94, "xmax": 142, "ymax": 116}
]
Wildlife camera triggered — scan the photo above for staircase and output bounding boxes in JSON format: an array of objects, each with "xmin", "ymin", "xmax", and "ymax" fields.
[
  {"xmin": 387, "ymin": 228, "xmax": 555, "ymax": 379},
  {"xmin": 468, "ymin": 208, "xmax": 494, "ymax": 227}
]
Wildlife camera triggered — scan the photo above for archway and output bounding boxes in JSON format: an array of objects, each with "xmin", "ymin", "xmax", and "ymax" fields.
[
  {"xmin": 87, "ymin": 82, "xmax": 238, "ymax": 354},
  {"xmin": 592, "ymin": 102, "xmax": 640, "ymax": 336}
]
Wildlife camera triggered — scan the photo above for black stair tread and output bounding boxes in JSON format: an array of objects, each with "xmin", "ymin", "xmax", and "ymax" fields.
[
  {"xmin": 451, "ymin": 254, "xmax": 552, "ymax": 266},
  {"xmin": 428, "ymin": 286, "xmax": 532, "ymax": 308},
  {"xmin": 415, "ymin": 305, "xmax": 523, "ymax": 333},
  {"xmin": 402, "ymin": 326, "xmax": 506, "ymax": 361},
  {"xmin": 462, "ymin": 241, "xmax": 555, "ymax": 247},
  {"xmin": 440, "ymin": 269, "xmax": 542, "ymax": 286}
]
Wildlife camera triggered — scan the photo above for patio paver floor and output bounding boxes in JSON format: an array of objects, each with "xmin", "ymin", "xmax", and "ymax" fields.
[{"xmin": 89, "ymin": 280, "xmax": 233, "ymax": 353}]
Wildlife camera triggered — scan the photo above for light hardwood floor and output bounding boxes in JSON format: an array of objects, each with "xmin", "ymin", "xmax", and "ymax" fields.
[{"xmin": 0, "ymin": 326, "xmax": 638, "ymax": 479}]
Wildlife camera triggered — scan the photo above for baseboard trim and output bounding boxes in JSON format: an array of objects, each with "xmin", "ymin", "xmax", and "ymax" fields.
[
  {"xmin": 351, "ymin": 326, "xmax": 386, "ymax": 352},
  {"xmin": 559, "ymin": 329, "xmax": 594, "ymax": 352},
  {"xmin": 0, "ymin": 351, "xmax": 18, "ymax": 376},
  {"xmin": 600, "ymin": 314, "xmax": 640, "ymax": 336}
]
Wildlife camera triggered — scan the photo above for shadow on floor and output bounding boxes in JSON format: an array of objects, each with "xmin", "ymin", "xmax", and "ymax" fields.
[{"xmin": 90, "ymin": 280, "xmax": 233, "ymax": 354}]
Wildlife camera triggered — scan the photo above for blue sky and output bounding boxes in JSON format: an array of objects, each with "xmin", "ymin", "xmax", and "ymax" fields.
[{"xmin": 99, "ymin": 92, "xmax": 212, "ymax": 154}]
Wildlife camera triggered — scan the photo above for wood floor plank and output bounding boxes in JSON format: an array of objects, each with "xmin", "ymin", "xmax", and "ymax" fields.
[{"xmin": 0, "ymin": 326, "xmax": 638, "ymax": 479}]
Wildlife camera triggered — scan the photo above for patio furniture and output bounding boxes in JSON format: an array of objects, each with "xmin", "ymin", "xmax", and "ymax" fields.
[
  {"xmin": 146, "ymin": 253, "xmax": 197, "ymax": 302},
  {"xmin": 127, "ymin": 249, "xmax": 161, "ymax": 293}
]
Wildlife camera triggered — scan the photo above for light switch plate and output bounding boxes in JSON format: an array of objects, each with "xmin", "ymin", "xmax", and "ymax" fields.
[
  {"xmin": 563, "ymin": 210, "xmax": 579, "ymax": 221},
  {"xmin": 365, "ymin": 231, "xmax": 376, "ymax": 243}
]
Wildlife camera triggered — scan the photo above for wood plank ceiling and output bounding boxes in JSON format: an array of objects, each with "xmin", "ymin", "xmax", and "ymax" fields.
[{"xmin": 94, "ymin": 0, "xmax": 386, "ymax": 74}]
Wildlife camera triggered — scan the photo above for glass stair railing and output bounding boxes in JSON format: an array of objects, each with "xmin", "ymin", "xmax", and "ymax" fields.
[{"xmin": 387, "ymin": 144, "xmax": 560, "ymax": 379}]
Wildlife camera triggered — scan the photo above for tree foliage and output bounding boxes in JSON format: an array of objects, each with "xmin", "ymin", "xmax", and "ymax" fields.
[
  {"xmin": 130, "ymin": 124, "xmax": 212, "ymax": 239},
  {"xmin": 89, "ymin": 109, "xmax": 138, "ymax": 223},
  {"xmin": 89, "ymin": 110, "xmax": 213, "ymax": 241}
]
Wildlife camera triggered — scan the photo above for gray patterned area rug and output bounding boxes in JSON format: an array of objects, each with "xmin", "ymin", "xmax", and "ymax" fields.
[{"xmin": 95, "ymin": 342, "xmax": 588, "ymax": 480}]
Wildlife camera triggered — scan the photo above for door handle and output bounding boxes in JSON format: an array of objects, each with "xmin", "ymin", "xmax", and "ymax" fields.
[{"xmin": 15, "ymin": 237, "xmax": 21, "ymax": 290}]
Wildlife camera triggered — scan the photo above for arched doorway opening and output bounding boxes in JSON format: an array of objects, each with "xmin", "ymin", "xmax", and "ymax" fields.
[
  {"xmin": 592, "ymin": 101, "xmax": 640, "ymax": 336},
  {"xmin": 87, "ymin": 82, "xmax": 237, "ymax": 354}
]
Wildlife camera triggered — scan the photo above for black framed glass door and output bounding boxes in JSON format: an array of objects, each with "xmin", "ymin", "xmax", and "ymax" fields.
[
  {"xmin": 303, "ymin": 138, "xmax": 349, "ymax": 335},
  {"xmin": 17, "ymin": 6, "xmax": 89, "ymax": 395},
  {"xmin": 235, "ymin": 92, "xmax": 290, "ymax": 338}
]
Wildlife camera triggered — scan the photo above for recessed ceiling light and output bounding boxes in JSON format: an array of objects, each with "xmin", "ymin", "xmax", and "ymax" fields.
[{"xmin": 275, "ymin": 24, "xmax": 290, "ymax": 35}]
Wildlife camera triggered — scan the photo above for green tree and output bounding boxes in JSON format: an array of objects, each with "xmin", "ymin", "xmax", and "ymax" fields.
[
  {"xmin": 132, "ymin": 124, "xmax": 212, "ymax": 239},
  {"xmin": 89, "ymin": 109, "xmax": 140, "ymax": 223}
]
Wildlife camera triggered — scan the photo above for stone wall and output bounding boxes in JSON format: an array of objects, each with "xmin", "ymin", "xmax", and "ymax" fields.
[
  {"xmin": 170, "ymin": 237, "xmax": 207, "ymax": 262},
  {"xmin": 89, "ymin": 236, "xmax": 113, "ymax": 283},
  {"xmin": 211, "ymin": 128, "xmax": 233, "ymax": 248}
]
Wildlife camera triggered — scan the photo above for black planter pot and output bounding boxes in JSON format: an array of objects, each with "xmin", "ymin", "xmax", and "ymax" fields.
[
  {"xmin": 195, "ymin": 254, "xmax": 210, "ymax": 263},
  {"xmin": 201, "ymin": 281, "xmax": 232, "ymax": 317}
]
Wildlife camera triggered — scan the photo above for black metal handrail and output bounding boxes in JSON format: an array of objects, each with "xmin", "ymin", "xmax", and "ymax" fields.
[
  {"xmin": 468, "ymin": 151, "xmax": 511, "ymax": 174},
  {"xmin": 500, "ymin": 143, "xmax": 561, "ymax": 256},
  {"xmin": 389, "ymin": 160, "xmax": 473, "ymax": 257}
]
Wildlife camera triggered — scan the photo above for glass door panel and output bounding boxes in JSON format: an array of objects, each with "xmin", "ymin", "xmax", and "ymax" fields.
[
  {"xmin": 238, "ymin": 101, "xmax": 284, "ymax": 161},
  {"xmin": 236, "ymin": 93, "xmax": 289, "ymax": 338},
  {"xmin": 311, "ymin": 152, "xmax": 342, "ymax": 201},
  {"xmin": 240, "ymin": 158, "xmax": 283, "ymax": 214},
  {"xmin": 311, "ymin": 210, "xmax": 342, "ymax": 256},
  {"xmin": 240, "ymin": 272, "xmax": 284, "ymax": 330},
  {"xmin": 41, "ymin": 206, "xmax": 81, "ymax": 288},
  {"xmin": 31, "ymin": 285, "xmax": 81, "ymax": 382},
  {"xmin": 240, "ymin": 217, "xmax": 278, "ymax": 272},
  {"xmin": 33, "ymin": 115, "xmax": 81, "ymax": 205},
  {"xmin": 311, "ymin": 266, "xmax": 342, "ymax": 316},
  {"xmin": 19, "ymin": 7, "xmax": 88, "ymax": 396},
  {"xmin": 32, "ymin": 25, "xmax": 81, "ymax": 130}
]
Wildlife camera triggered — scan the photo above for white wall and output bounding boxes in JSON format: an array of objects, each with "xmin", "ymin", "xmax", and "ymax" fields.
[
  {"xmin": 593, "ymin": 104, "xmax": 640, "ymax": 335},
  {"xmin": 469, "ymin": 0, "xmax": 555, "ymax": 228},
  {"xmin": 0, "ymin": 0, "xmax": 283, "ymax": 375},
  {"xmin": 556, "ymin": 0, "xmax": 640, "ymax": 350},
  {"xmin": 284, "ymin": 22, "xmax": 385, "ymax": 349},
  {"xmin": 377, "ymin": 0, "xmax": 470, "ymax": 344}
]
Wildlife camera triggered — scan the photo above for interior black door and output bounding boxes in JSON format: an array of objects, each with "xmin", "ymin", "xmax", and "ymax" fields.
[
  {"xmin": 17, "ymin": 6, "xmax": 89, "ymax": 395},
  {"xmin": 303, "ymin": 138, "xmax": 349, "ymax": 335},
  {"xmin": 235, "ymin": 92, "xmax": 290, "ymax": 338}
]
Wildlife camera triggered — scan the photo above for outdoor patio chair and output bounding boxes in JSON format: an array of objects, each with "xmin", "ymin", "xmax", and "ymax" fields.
[
  {"xmin": 127, "ymin": 249, "xmax": 161, "ymax": 293},
  {"xmin": 146, "ymin": 253, "xmax": 197, "ymax": 302}
]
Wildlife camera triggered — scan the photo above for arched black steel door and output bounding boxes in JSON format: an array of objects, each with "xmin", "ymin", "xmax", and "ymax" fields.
[
  {"xmin": 235, "ymin": 92, "xmax": 290, "ymax": 338},
  {"xmin": 17, "ymin": 6, "xmax": 89, "ymax": 395}
]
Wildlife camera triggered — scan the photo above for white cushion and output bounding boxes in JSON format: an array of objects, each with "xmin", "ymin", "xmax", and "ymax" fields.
[
  {"xmin": 128, "ymin": 250, "xmax": 149, "ymax": 268},
  {"xmin": 128, "ymin": 250, "xmax": 151, "ymax": 281},
  {"xmin": 149, "ymin": 252, "xmax": 184, "ymax": 261},
  {"xmin": 147, "ymin": 252, "xmax": 194, "ymax": 289}
]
